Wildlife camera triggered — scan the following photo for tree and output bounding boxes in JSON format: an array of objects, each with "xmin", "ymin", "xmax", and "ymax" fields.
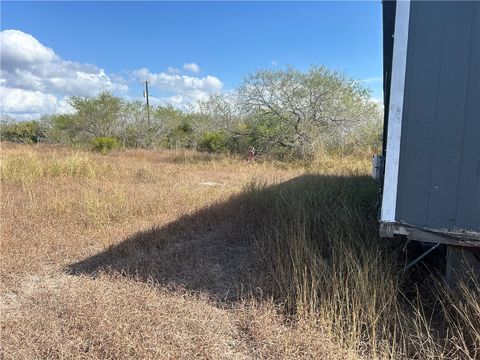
[
  {"xmin": 68, "ymin": 92, "xmax": 123, "ymax": 139},
  {"xmin": 117, "ymin": 101, "xmax": 182, "ymax": 148},
  {"xmin": 149, "ymin": 105, "xmax": 183, "ymax": 147},
  {"xmin": 238, "ymin": 66, "xmax": 381, "ymax": 157},
  {"xmin": 166, "ymin": 118, "xmax": 196, "ymax": 149},
  {"xmin": 41, "ymin": 114, "xmax": 77, "ymax": 144},
  {"xmin": 197, "ymin": 93, "xmax": 242, "ymax": 133}
]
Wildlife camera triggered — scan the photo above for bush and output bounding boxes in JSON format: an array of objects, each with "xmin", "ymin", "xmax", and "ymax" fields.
[
  {"xmin": 198, "ymin": 131, "xmax": 228, "ymax": 153},
  {"xmin": 167, "ymin": 120, "xmax": 196, "ymax": 149},
  {"xmin": 91, "ymin": 137, "xmax": 119, "ymax": 154},
  {"xmin": 0, "ymin": 121, "xmax": 44, "ymax": 144}
]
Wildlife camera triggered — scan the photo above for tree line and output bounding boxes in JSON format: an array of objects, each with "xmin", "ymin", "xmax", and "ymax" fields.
[{"xmin": 1, "ymin": 66, "xmax": 383, "ymax": 159}]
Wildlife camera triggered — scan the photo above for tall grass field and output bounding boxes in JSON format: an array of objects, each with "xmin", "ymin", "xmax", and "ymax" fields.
[{"xmin": 1, "ymin": 142, "xmax": 478, "ymax": 359}]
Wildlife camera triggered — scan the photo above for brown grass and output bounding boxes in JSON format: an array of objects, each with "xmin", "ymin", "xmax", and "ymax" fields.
[
  {"xmin": 1, "ymin": 142, "xmax": 363, "ymax": 359},
  {"xmin": 1, "ymin": 142, "xmax": 478, "ymax": 359}
]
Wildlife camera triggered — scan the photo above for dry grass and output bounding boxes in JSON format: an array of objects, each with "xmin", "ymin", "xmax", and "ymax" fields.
[
  {"xmin": 246, "ymin": 176, "xmax": 479, "ymax": 359},
  {"xmin": 0, "ymin": 142, "xmax": 355, "ymax": 359},
  {"xmin": 1, "ymin": 142, "xmax": 478, "ymax": 359}
]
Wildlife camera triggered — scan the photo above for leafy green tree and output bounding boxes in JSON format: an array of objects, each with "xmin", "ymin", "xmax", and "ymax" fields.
[
  {"xmin": 68, "ymin": 92, "xmax": 123, "ymax": 140},
  {"xmin": 238, "ymin": 66, "xmax": 381, "ymax": 157}
]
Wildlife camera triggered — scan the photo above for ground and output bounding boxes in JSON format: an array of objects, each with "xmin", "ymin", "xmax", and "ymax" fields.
[{"xmin": 1, "ymin": 143, "xmax": 369, "ymax": 359}]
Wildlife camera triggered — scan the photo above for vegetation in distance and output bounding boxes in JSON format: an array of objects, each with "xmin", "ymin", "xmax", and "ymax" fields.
[{"xmin": 0, "ymin": 66, "xmax": 383, "ymax": 159}]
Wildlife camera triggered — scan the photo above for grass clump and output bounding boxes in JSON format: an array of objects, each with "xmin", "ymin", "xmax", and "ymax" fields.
[
  {"xmin": 83, "ymin": 188, "xmax": 130, "ymax": 226},
  {"xmin": 0, "ymin": 150, "xmax": 109, "ymax": 185},
  {"xmin": 246, "ymin": 176, "xmax": 398, "ymax": 352},
  {"xmin": 244, "ymin": 175, "xmax": 480, "ymax": 359},
  {"xmin": 91, "ymin": 137, "xmax": 119, "ymax": 154}
]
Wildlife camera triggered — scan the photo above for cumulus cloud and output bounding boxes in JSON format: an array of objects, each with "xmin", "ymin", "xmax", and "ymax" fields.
[
  {"xmin": 183, "ymin": 62, "xmax": 200, "ymax": 73},
  {"xmin": 1, "ymin": 30, "xmax": 57, "ymax": 71},
  {"xmin": 0, "ymin": 30, "xmax": 225, "ymax": 117},
  {"xmin": 0, "ymin": 29, "xmax": 127, "ymax": 118},
  {"xmin": 132, "ymin": 67, "xmax": 223, "ymax": 105},
  {"xmin": 0, "ymin": 87, "xmax": 57, "ymax": 114},
  {"xmin": 148, "ymin": 94, "xmax": 186, "ymax": 108},
  {"xmin": 0, "ymin": 87, "xmax": 74, "ymax": 120}
]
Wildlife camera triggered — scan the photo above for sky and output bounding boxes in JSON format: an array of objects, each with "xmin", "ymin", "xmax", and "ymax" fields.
[{"xmin": 0, "ymin": 1, "xmax": 383, "ymax": 119}]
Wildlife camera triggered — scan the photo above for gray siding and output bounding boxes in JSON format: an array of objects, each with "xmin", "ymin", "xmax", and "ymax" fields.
[{"xmin": 396, "ymin": 1, "xmax": 480, "ymax": 232}]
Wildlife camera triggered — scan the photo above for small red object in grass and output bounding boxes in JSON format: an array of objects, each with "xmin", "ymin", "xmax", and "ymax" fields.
[{"xmin": 246, "ymin": 146, "xmax": 256, "ymax": 162}]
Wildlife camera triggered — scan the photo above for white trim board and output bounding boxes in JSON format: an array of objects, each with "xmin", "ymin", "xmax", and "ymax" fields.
[{"xmin": 381, "ymin": 0, "xmax": 411, "ymax": 222}]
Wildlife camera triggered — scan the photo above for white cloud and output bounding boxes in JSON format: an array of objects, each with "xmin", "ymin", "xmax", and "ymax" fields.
[
  {"xmin": 271, "ymin": 60, "xmax": 278, "ymax": 66},
  {"xmin": 132, "ymin": 68, "xmax": 223, "ymax": 105},
  {"xmin": 1, "ymin": 30, "xmax": 57, "ymax": 71},
  {"xmin": 0, "ymin": 87, "xmax": 74, "ymax": 120},
  {"xmin": 0, "ymin": 29, "xmax": 127, "ymax": 118},
  {"xmin": 149, "ymin": 94, "xmax": 185, "ymax": 108},
  {"xmin": 0, "ymin": 30, "xmax": 225, "ymax": 117},
  {"xmin": 183, "ymin": 62, "xmax": 200, "ymax": 73},
  {"xmin": 0, "ymin": 87, "xmax": 57, "ymax": 114}
]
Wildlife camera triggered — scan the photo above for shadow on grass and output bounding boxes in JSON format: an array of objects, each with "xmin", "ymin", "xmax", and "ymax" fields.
[{"xmin": 66, "ymin": 174, "xmax": 378, "ymax": 301}]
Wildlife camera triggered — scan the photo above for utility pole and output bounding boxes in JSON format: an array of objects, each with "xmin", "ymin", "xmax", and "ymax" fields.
[{"xmin": 144, "ymin": 81, "xmax": 150, "ymax": 123}]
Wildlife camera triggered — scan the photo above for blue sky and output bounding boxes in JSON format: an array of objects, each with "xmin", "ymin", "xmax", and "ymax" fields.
[{"xmin": 1, "ymin": 1, "xmax": 383, "ymax": 118}]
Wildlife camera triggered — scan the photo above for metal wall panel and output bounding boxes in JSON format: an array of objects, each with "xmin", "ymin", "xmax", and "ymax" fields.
[
  {"xmin": 396, "ymin": 1, "xmax": 480, "ymax": 232},
  {"xmin": 455, "ymin": 4, "xmax": 480, "ymax": 231}
]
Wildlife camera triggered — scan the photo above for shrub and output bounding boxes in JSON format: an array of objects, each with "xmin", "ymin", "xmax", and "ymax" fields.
[
  {"xmin": 198, "ymin": 131, "xmax": 228, "ymax": 153},
  {"xmin": 91, "ymin": 137, "xmax": 119, "ymax": 154},
  {"xmin": 167, "ymin": 120, "xmax": 196, "ymax": 149},
  {"xmin": 0, "ymin": 121, "xmax": 44, "ymax": 144}
]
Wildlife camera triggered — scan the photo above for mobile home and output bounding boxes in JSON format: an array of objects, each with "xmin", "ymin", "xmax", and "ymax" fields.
[{"xmin": 380, "ymin": 0, "xmax": 480, "ymax": 274}]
